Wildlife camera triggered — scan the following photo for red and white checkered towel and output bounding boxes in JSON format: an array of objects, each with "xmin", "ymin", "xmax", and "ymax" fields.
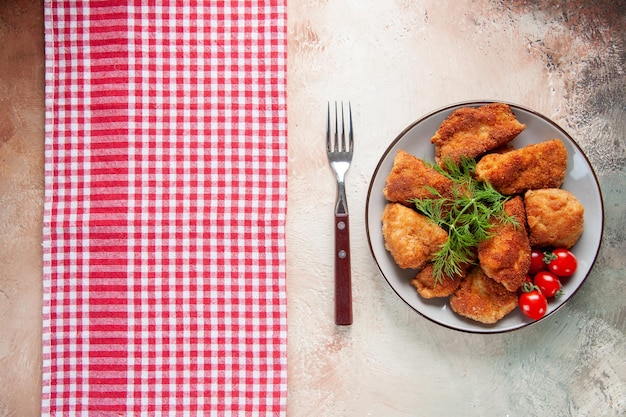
[{"xmin": 42, "ymin": 1, "xmax": 287, "ymax": 415}]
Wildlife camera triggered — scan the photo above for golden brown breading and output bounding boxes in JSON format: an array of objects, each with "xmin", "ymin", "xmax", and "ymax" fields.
[
  {"xmin": 383, "ymin": 150, "xmax": 455, "ymax": 205},
  {"xmin": 411, "ymin": 263, "xmax": 468, "ymax": 299},
  {"xmin": 474, "ymin": 139, "xmax": 568, "ymax": 195},
  {"xmin": 382, "ymin": 203, "xmax": 448, "ymax": 270},
  {"xmin": 430, "ymin": 103, "xmax": 525, "ymax": 167},
  {"xmin": 477, "ymin": 196, "xmax": 531, "ymax": 292},
  {"xmin": 525, "ymin": 188, "xmax": 585, "ymax": 248},
  {"xmin": 449, "ymin": 266, "xmax": 518, "ymax": 324}
]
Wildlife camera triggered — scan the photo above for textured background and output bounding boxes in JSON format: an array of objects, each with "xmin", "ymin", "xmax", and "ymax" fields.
[
  {"xmin": 286, "ymin": 1, "xmax": 625, "ymax": 416},
  {"xmin": 0, "ymin": 1, "xmax": 44, "ymax": 416},
  {"xmin": 0, "ymin": 0, "xmax": 625, "ymax": 416}
]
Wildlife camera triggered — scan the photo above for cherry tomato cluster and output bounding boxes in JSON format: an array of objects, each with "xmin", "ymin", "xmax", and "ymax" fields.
[{"xmin": 519, "ymin": 248, "xmax": 578, "ymax": 320}]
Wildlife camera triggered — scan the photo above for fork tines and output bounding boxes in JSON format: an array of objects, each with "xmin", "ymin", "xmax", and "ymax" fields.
[{"xmin": 327, "ymin": 101, "xmax": 353, "ymax": 154}]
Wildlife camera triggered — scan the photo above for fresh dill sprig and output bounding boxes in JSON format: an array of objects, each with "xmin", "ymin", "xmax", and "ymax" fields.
[{"xmin": 411, "ymin": 157, "xmax": 518, "ymax": 283}]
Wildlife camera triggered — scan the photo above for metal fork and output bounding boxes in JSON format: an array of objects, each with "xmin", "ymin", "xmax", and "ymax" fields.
[{"xmin": 326, "ymin": 101, "xmax": 353, "ymax": 325}]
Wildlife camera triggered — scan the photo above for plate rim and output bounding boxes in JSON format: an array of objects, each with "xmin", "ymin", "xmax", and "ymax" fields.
[{"xmin": 365, "ymin": 99, "xmax": 605, "ymax": 334}]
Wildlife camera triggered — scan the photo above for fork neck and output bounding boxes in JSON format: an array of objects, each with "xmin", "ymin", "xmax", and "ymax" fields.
[{"xmin": 335, "ymin": 181, "xmax": 348, "ymax": 215}]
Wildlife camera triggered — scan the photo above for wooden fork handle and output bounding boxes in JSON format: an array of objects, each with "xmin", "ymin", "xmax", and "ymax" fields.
[{"xmin": 334, "ymin": 212, "xmax": 353, "ymax": 325}]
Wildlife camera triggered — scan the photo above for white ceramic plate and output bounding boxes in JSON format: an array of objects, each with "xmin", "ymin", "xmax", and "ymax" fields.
[{"xmin": 366, "ymin": 101, "xmax": 604, "ymax": 333}]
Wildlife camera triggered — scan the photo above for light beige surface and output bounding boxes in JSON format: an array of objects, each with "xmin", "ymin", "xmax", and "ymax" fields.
[
  {"xmin": 1, "ymin": 1, "xmax": 625, "ymax": 416},
  {"xmin": 286, "ymin": 1, "xmax": 625, "ymax": 416}
]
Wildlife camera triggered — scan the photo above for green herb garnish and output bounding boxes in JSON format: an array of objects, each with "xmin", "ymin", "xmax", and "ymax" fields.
[{"xmin": 411, "ymin": 157, "xmax": 518, "ymax": 283}]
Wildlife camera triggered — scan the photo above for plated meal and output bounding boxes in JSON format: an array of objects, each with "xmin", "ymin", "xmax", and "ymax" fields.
[{"xmin": 366, "ymin": 102, "xmax": 603, "ymax": 333}]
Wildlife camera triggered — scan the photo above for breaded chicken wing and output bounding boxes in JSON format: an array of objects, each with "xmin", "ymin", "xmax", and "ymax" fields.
[
  {"xmin": 474, "ymin": 139, "xmax": 568, "ymax": 195},
  {"xmin": 382, "ymin": 203, "xmax": 448, "ymax": 270},
  {"xmin": 430, "ymin": 103, "xmax": 525, "ymax": 167},
  {"xmin": 478, "ymin": 196, "xmax": 531, "ymax": 292},
  {"xmin": 411, "ymin": 262, "xmax": 469, "ymax": 299},
  {"xmin": 383, "ymin": 150, "xmax": 455, "ymax": 205},
  {"xmin": 449, "ymin": 266, "xmax": 518, "ymax": 324},
  {"xmin": 525, "ymin": 188, "xmax": 584, "ymax": 248}
]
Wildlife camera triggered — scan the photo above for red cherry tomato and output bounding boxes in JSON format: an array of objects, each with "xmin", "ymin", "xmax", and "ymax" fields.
[
  {"xmin": 533, "ymin": 271, "xmax": 562, "ymax": 298},
  {"xmin": 519, "ymin": 289, "xmax": 548, "ymax": 320},
  {"xmin": 547, "ymin": 248, "xmax": 577, "ymax": 277},
  {"xmin": 529, "ymin": 249, "xmax": 547, "ymax": 275}
]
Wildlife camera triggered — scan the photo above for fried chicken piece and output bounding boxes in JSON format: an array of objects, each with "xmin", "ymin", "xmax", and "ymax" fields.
[
  {"xmin": 525, "ymin": 188, "xmax": 584, "ymax": 248},
  {"xmin": 411, "ymin": 262, "xmax": 469, "ymax": 299},
  {"xmin": 474, "ymin": 139, "xmax": 568, "ymax": 195},
  {"xmin": 449, "ymin": 266, "xmax": 518, "ymax": 324},
  {"xmin": 384, "ymin": 150, "xmax": 455, "ymax": 205},
  {"xmin": 478, "ymin": 196, "xmax": 531, "ymax": 292},
  {"xmin": 382, "ymin": 203, "xmax": 448, "ymax": 270},
  {"xmin": 430, "ymin": 103, "xmax": 525, "ymax": 167}
]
